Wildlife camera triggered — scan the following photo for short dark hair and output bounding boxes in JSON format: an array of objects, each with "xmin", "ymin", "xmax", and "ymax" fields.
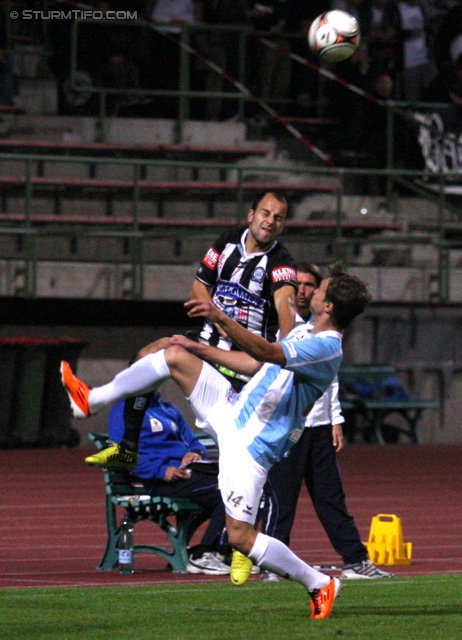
[
  {"xmin": 251, "ymin": 190, "xmax": 292, "ymax": 218},
  {"xmin": 325, "ymin": 263, "xmax": 372, "ymax": 330},
  {"xmin": 296, "ymin": 262, "xmax": 322, "ymax": 287}
]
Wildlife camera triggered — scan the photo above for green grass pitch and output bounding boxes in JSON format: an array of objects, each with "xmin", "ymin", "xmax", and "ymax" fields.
[{"xmin": 1, "ymin": 574, "xmax": 461, "ymax": 640}]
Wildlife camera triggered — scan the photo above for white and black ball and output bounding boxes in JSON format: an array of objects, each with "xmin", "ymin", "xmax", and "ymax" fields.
[{"xmin": 308, "ymin": 10, "xmax": 360, "ymax": 63}]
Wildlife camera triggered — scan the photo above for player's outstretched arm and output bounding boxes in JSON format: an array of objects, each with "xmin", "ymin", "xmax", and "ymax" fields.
[
  {"xmin": 185, "ymin": 299, "xmax": 286, "ymax": 365},
  {"xmin": 169, "ymin": 334, "xmax": 263, "ymax": 376}
]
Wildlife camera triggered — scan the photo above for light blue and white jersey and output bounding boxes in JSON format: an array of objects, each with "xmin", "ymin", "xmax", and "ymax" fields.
[{"xmin": 228, "ymin": 324, "xmax": 343, "ymax": 469}]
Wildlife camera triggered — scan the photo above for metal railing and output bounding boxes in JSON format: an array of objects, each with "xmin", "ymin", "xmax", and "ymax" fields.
[
  {"xmin": 3, "ymin": 7, "xmax": 462, "ymax": 302},
  {"xmin": 0, "ymin": 151, "xmax": 461, "ymax": 300},
  {"xmin": 66, "ymin": 19, "xmax": 307, "ymax": 141}
]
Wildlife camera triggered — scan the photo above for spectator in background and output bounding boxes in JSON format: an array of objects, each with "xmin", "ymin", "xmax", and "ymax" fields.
[
  {"xmin": 148, "ymin": 0, "xmax": 204, "ymax": 117},
  {"xmin": 93, "ymin": 2, "xmax": 141, "ymax": 115},
  {"xmin": 425, "ymin": 52, "xmax": 462, "ymax": 131},
  {"xmin": 0, "ymin": 22, "xmax": 14, "ymax": 107},
  {"xmin": 431, "ymin": 0, "xmax": 461, "ymax": 72},
  {"xmin": 397, "ymin": 0, "xmax": 436, "ymax": 102},
  {"xmin": 327, "ymin": 40, "xmax": 373, "ymax": 153},
  {"xmin": 334, "ymin": 68, "xmax": 402, "ymax": 193},
  {"xmin": 354, "ymin": 70, "xmax": 395, "ymax": 191},
  {"xmin": 360, "ymin": 70, "xmax": 423, "ymax": 188},
  {"xmin": 422, "ymin": 0, "xmax": 456, "ymax": 70},
  {"xmin": 247, "ymin": 1, "xmax": 292, "ymax": 115},
  {"xmin": 260, "ymin": 262, "xmax": 394, "ymax": 582},
  {"xmin": 108, "ymin": 391, "xmax": 232, "ymax": 575},
  {"xmin": 47, "ymin": 1, "xmax": 79, "ymax": 114},
  {"xmin": 201, "ymin": 0, "xmax": 250, "ymax": 120},
  {"xmin": 358, "ymin": 0, "xmax": 402, "ymax": 78},
  {"xmin": 284, "ymin": 0, "xmax": 330, "ymax": 116},
  {"xmin": 47, "ymin": 0, "xmax": 142, "ymax": 115}
]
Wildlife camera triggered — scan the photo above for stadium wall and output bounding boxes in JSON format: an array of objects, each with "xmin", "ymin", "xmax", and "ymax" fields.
[{"xmin": 0, "ymin": 297, "xmax": 460, "ymax": 444}]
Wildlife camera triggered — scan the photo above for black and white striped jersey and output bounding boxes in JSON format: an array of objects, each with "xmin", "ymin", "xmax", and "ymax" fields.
[{"xmin": 195, "ymin": 227, "xmax": 297, "ymax": 350}]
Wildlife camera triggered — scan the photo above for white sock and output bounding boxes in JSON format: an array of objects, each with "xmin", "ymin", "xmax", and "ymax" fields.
[
  {"xmin": 249, "ymin": 533, "xmax": 330, "ymax": 591},
  {"xmin": 89, "ymin": 352, "xmax": 170, "ymax": 414}
]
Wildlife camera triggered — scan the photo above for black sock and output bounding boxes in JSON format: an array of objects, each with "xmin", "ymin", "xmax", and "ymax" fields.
[
  {"xmin": 191, "ymin": 544, "xmax": 210, "ymax": 560},
  {"xmin": 120, "ymin": 392, "xmax": 153, "ymax": 452}
]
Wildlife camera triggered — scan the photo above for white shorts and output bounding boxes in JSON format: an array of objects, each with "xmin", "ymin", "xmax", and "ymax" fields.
[
  {"xmin": 215, "ymin": 420, "xmax": 268, "ymax": 525},
  {"xmin": 188, "ymin": 363, "xmax": 267, "ymax": 525}
]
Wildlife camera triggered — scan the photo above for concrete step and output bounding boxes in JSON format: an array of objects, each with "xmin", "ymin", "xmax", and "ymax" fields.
[{"xmin": 1, "ymin": 259, "xmax": 461, "ymax": 302}]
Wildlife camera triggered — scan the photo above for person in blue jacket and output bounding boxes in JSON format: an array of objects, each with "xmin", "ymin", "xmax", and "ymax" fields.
[{"xmin": 108, "ymin": 392, "xmax": 230, "ymax": 576}]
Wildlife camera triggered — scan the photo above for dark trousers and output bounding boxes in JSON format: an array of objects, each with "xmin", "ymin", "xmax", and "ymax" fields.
[
  {"xmin": 143, "ymin": 467, "xmax": 226, "ymax": 550},
  {"xmin": 262, "ymin": 425, "xmax": 367, "ymax": 565}
]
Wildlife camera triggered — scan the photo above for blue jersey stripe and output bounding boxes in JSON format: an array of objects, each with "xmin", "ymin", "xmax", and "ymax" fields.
[{"xmin": 228, "ymin": 327, "xmax": 343, "ymax": 470}]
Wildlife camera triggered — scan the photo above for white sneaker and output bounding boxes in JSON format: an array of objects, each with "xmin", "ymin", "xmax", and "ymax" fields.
[
  {"xmin": 187, "ymin": 552, "xmax": 231, "ymax": 575},
  {"xmin": 340, "ymin": 559, "xmax": 394, "ymax": 579},
  {"xmin": 261, "ymin": 570, "xmax": 280, "ymax": 582}
]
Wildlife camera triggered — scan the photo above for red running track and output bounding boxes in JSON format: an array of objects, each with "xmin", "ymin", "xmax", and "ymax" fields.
[{"xmin": 1, "ymin": 444, "xmax": 461, "ymax": 589}]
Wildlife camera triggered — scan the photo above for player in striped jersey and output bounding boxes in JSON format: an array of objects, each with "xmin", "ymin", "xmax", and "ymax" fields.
[
  {"xmin": 62, "ymin": 264, "xmax": 371, "ymax": 619},
  {"xmin": 84, "ymin": 190, "xmax": 297, "ymax": 470}
]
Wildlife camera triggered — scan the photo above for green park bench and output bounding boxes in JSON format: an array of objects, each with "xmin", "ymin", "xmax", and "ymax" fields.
[{"xmin": 88, "ymin": 431, "xmax": 217, "ymax": 573}]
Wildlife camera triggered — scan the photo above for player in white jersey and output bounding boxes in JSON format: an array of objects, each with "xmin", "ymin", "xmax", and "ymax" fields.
[
  {"xmin": 261, "ymin": 263, "xmax": 393, "ymax": 581},
  {"xmin": 61, "ymin": 264, "xmax": 371, "ymax": 619}
]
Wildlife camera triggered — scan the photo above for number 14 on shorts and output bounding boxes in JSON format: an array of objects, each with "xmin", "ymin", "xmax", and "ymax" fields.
[
  {"xmin": 227, "ymin": 491, "xmax": 243, "ymax": 507},
  {"xmin": 227, "ymin": 491, "xmax": 254, "ymax": 517}
]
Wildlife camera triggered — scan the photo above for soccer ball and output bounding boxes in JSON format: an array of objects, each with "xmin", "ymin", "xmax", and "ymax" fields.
[{"xmin": 308, "ymin": 10, "xmax": 360, "ymax": 63}]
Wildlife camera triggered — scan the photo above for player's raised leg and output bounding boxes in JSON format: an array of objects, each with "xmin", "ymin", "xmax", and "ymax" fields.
[{"xmin": 61, "ymin": 346, "xmax": 205, "ymax": 467}]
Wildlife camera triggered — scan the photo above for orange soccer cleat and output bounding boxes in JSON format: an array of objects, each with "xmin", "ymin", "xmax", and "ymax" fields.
[
  {"xmin": 309, "ymin": 577, "xmax": 341, "ymax": 619},
  {"xmin": 60, "ymin": 360, "xmax": 91, "ymax": 419}
]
